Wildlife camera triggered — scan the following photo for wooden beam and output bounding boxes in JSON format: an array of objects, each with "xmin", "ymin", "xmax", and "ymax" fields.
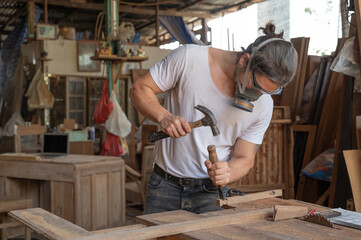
[
  {"xmin": 44, "ymin": 0, "xmax": 48, "ymax": 24},
  {"xmin": 9, "ymin": 208, "xmax": 92, "ymax": 240},
  {"xmin": 155, "ymin": 0, "xmax": 159, "ymax": 46},
  {"xmin": 211, "ymin": 0, "xmax": 264, "ymax": 14},
  {"xmin": 200, "ymin": 18, "xmax": 208, "ymax": 44},
  {"xmin": 17, "ymin": 0, "xmax": 217, "ymax": 18},
  {"xmin": 72, "ymin": 208, "xmax": 273, "ymax": 240},
  {"xmin": 216, "ymin": 189, "xmax": 283, "ymax": 207},
  {"xmin": 18, "ymin": 0, "xmax": 104, "ymax": 11},
  {"xmin": 177, "ymin": 0, "xmax": 206, "ymax": 11},
  {"xmin": 27, "ymin": 0, "xmax": 35, "ymax": 38}
]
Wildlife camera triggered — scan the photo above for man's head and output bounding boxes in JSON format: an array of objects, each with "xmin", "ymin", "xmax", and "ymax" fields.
[
  {"xmin": 232, "ymin": 22, "xmax": 298, "ymax": 112},
  {"xmin": 241, "ymin": 22, "xmax": 298, "ymax": 89}
]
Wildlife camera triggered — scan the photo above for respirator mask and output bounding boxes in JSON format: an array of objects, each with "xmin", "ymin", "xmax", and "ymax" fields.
[{"xmin": 232, "ymin": 38, "xmax": 289, "ymax": 112}]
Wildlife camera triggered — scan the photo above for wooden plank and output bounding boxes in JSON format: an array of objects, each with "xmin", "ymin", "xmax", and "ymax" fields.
[
  {"xmin": 52, "ymin": 182, "xmax": 75, "ymax": 223},
  {"xmin": 0, "ymin": 197, "xmax": 32, "ymax": 212},
  {"xmin": 72, "ymin": 208, "xmax": 273, "ymax": 240},
  {"xmin": 93, "ymin": 174, "xmax": 108, "ymax": 230},
  {"xmin": 251, "ymin": 218, "xmax": 361, "ymax": 240},
  {"xmin": 0, "ymin": 160, "xmax": 75, "ymax": 182},
  {"xmin": 0, "ymin": 153, "xmax": 41, "ymax": 161},
  {"xmin": 273, "ymin": 205, "xmax": 308, "ymax": 221},
  {"xmin": 78, "ymin": 176, "xmax": 91, "ymax": 230},
  {"xmin": 293, "ymin": 124, "xmax": 317, "ymax": 200},
  {"xmin": 343, "ymin": 150, "xmax": 361, "ymax": 212},
  {"xmin": 311, "ymin": 38, "xmax": 347, "ymax": 158},
  {"xmin": 92, "ymin": 224, "xmax": 146, "ymax": 234},
  {"xmin": 357, "ymin": 116, "xmax": 361, "ymax": 149},
  {"xmin": 228, "ymin": 183, "xmax": 285, "ymax": 193},
  {"xmin": 354, "ymin": 0, "xmax": 361, "ymax": 72},
  {"xmin": 9, "ymin": 208, "xmax": 92, "ymax": 240},
  {"xmin": 216, "ymin": 189, "xmax": 282, "ymax": 207},
  {"xmin": 328, "ymin": 76, "xmax": 353, "ymax": 208},
  {"xmin": 280, "ymin": 38, "xmax": 309, "ymax": 121}
]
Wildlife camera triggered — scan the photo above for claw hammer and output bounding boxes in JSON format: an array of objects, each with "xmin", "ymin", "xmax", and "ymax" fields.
[
  {"xmin": 148, "ymin": 105, "xmax": 220, "ymax": 142},
  {"xmin": 207, "ymin": 145, "xmax": 226, "ymax": 200}
]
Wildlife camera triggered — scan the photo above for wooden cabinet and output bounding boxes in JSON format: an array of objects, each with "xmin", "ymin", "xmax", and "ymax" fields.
[{"xmin": 0, "ymin": 154, "xmax": 125, "ymax": 231}]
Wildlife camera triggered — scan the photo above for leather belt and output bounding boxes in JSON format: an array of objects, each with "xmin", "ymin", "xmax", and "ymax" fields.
[{"xmin": 153, "ymin": 164, "xmax": 213, "ymax": 188}]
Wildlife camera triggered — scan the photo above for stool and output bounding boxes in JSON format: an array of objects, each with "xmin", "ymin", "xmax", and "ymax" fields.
[{"xmin": 0, "ymin": 196, "xmax": 32, "ymax": 240}]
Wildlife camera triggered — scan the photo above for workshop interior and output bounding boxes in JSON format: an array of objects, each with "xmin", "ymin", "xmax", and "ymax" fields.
[{"xmin": 0, "ymin": 0, "xmax": 361, "ymax": 239}]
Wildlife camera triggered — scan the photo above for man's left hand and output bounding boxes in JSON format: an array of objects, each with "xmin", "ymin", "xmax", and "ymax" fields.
[{"xmin": 204, "ymin": 160, "xmax": 231, "ymax": 187}]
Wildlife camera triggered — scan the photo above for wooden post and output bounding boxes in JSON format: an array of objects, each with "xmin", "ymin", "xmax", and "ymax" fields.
[
  {"xmin": 28, "ymin": 0, "xmax": 35, "ymax": 39},
  {"xmin": 44, "ymin": 0, "xmax": 48, "ymax": 24},
  {"xmin": 201, "ymin": 18, "xmax": 208, "ymax": 44},
  {"xmin": 155, "ymin": 0, "xmax": 160, "ymax": 47},
  {"xmin": 328, "ymin": 76, "xmax": 354, "ymax": 208},
  {"xmin": 354, "ymin": 0, "xmax": 361, "ymax": 67}
]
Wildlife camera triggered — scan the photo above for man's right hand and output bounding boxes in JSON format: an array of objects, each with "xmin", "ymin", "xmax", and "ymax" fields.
[{"xmin": 159, "ymin": 113, "xmax": 191, "ymax": 138}]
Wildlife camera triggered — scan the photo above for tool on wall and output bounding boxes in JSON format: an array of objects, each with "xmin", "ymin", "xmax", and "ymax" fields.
[
  {"xmin": 207, "ymin": 145, "xmax": 226, "ymax": 200},
  {"xmin": 148, "ymin": 105, "xmax": 220, "ymax": 142}
]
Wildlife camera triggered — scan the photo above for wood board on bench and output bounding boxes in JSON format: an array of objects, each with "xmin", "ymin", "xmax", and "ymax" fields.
[
  {"xmin": 137, "ymin": 198, "xmax": 361, "ymax": 240},
  {"xmin": 9, "ymin": 198, "xmax": 361, "ymax": 240}
]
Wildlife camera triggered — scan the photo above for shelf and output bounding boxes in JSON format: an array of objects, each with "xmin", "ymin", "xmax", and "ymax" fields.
[{"xmin": 90, "ymin": 55, "xmax": 148, "ymax": 63}]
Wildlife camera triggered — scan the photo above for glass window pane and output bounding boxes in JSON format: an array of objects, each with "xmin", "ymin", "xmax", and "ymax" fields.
[
  {"xmin": 77, "ymin": 97, "xmax": 83, "ymax": 109},
  {"xmin": 69, "ymin": 97, "xmax": 76, "ymax": 110},
  {"xmin": 77, "ymin": 112, "xmax": 83, "ymax": 125},
  {"xmin": 69, "ymin": 112, "xmax": 76, "ymax": 120},
  {"xmin": 69, "ymin": 81, "xmax": 76, "ymax": 94},
  {"xmin": 76, "ymin": 82, "xmax": 83, "ymax": 94}
]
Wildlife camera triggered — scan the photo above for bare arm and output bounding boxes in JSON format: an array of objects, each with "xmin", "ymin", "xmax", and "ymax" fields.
[
  {"xmin": 129, "ymin": 71, "xmax": 191, "ymax": 138},
  {"xmin": 205, "ymin": 138, "xmax": 258, "ymax": 187}
]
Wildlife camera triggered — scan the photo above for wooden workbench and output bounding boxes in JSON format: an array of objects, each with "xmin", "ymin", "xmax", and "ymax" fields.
[
  {"xmin": 0, "ymin": 153, "xmax": 125, "ymax": 231},
  {"xmin": 8, "ymin": 197, "xmax": 361, "ymax": 240},
  {"xmin": 136, "ymin": 198, "xmax": 361, "ymax": 240}
]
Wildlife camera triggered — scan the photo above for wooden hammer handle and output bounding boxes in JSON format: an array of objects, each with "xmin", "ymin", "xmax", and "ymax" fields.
[
  {"xmin": 148, "ymin": 120, "xmax": 203, "ymax": 143},
  {"xmin": 189, "ymin": 120, "xmax": 203, "ymax": 129}
]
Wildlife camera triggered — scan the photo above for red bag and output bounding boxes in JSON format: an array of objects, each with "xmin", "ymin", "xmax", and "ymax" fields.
[
  {"xmin": 100, "ymin": 132, "xmax": 124, "ymax": 156},
  {"xmin": 93, "ymin": 78, "xmax": 113, "ymax": 124}
]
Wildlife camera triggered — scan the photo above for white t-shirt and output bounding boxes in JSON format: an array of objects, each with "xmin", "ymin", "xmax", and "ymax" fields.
[{"xmin": 149, "ymin": 44, "xmax": 273, "ymax": 178}]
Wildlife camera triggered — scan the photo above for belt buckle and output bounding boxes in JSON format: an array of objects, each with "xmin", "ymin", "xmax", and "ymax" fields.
[{"xmin": 179, "ymin": 178, "xmax": 196, "ymax": 187}]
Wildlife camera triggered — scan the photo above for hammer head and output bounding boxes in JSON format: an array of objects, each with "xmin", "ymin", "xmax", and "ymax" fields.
[{"xmin": 194, "ymin": 105, "xmax": 220, "ymax": 136}]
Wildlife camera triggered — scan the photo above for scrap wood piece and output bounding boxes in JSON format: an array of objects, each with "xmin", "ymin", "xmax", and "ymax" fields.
[
  {"xmin": 9, "ymin": 208, "xmax": 92, "ymax": 240},
  {"xmin": 273, "ymin": 205, "xmax": 308, "ymax": 221},
  {"xmin": 343, "ymin": 150, "xmax": 361, "ymax": 212},
  {"xmin": 216, "ymin": 189, "xmax": 282, "ymax": 207},
  {"xmin": 304, "ymin": 214, "xmax": 335, "ymax": 228},
  {"xmin": 70, "ymin": 208, "xmax": 273, "ymax": 240}
]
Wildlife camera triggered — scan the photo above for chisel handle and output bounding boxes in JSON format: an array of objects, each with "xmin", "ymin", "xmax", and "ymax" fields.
[
  {"xmin": 207, "ymin": 145, "xmax": 219, "ymax": 164},
  {"xmin": 207, "ymin": 145, "xmax": 225, "ymax": 200}
]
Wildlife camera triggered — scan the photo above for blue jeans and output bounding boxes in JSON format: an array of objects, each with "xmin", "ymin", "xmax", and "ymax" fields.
[{"xmin": 144, "ymin": 171, "xmax": 228, "ymax": 214}]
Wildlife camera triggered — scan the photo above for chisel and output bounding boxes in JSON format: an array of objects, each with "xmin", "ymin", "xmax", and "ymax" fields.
[{"xmin": 207, "ymin": 145, "xmax": 226, "ymax": 200}]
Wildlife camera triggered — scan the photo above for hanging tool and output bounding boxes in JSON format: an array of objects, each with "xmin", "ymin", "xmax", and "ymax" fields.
[
  {"xmin": 148, "ymin": 105, "xmax": 220, "ymax": 142},
  {"xmin": 207, "ymin": 145, "xmax": 226, "ymax": 200}
]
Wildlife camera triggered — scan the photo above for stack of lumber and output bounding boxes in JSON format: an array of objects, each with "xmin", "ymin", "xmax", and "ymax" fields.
[{"xmin": 273, "ymin": 35, "xmax": 352, "ymax": 205}]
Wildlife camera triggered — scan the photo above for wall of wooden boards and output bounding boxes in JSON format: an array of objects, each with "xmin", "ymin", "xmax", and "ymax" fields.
[{"xmin": 229, "ymin": 106, "xmax": 294, "ymax": 198}]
